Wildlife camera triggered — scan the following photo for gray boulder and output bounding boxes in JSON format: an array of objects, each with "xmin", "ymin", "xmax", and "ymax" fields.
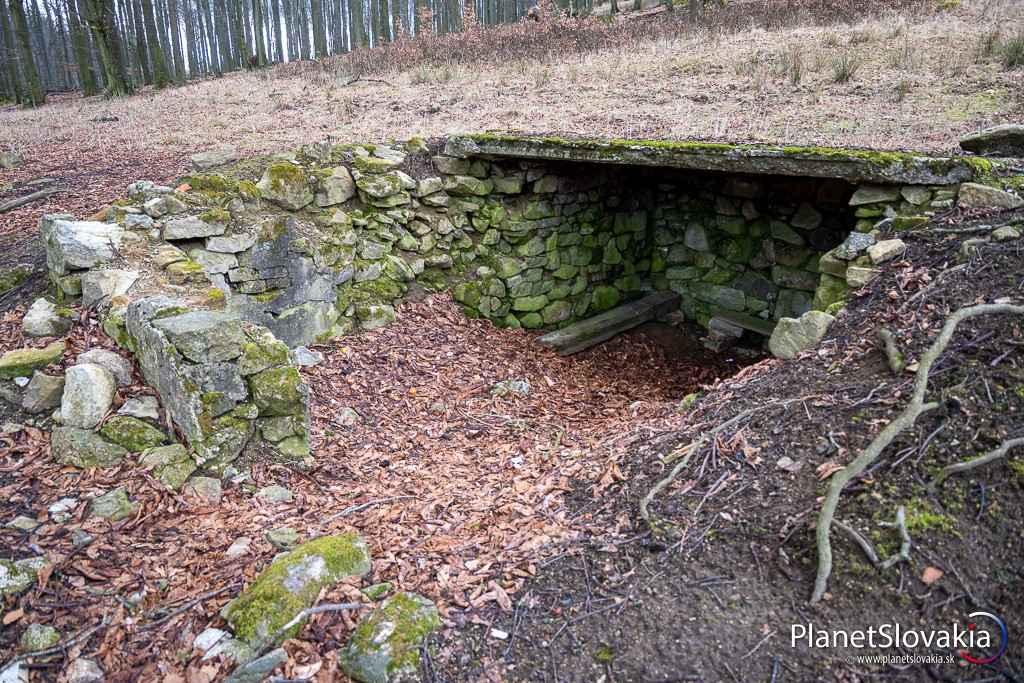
[
  {"xmin": 143, "ymin": 195, "xmax": 186, "ymax": 218},
  {"xmin": 960, "ymin": 124, "xmax": 1024, "ymax": 156},
  {"xmin": 769, "ymin": 310, "xmax": 836, "ymax": 360},
  {"xmin": 41, "ymin": 217, "xmax": 125, "ymax": 275},
  {"xmin": 81, "ymin": 269, "xmax": 138, "ymax": 309},
  {"xmin": 833, "ymin": 232, "xmax": 876, "ymax": 260},
  {"xmin": 118, "ymin": 395, "xmax": 160, "ymax": 420},
  {"xmin": 257, "ymin": 162, "xmax": 314, "ymax": 211},
  {"xmin": 90, "ymin": 488, "xmax": 137, "ymax": 520},
  {"xmin": 316, "ymin": 167, "xmax": 357, "ymax": 207},
  {"xmin": 21, "ymin": 372, "xmax": 64, "ymax": 414},
  {"xmin": 151, "ymin": 311, "xmax": 244, "ymax": 363},
  {"xmin": 222, "ymin": 533, "xmax": 371, "ymax": 645},
  {"xmin": 849, "ymin": 185, "xmax": 899, "ymax": 206},
  {"xmin": 957, "ymin": 182, "xmax": 1024, "ymax": 210},
  {"xmin": 64, "ymin": 659, "xmax": 104, "ymax": 683},
  {"xmin": 77, "ymin": 348, "xmax": 133, "ymax": 387},
  {"xmin": 206, "ymin": 233, "xmax": 257, "ymax": 253},
  {"xmin": 224, "ymin": 649, "xmax": 287, "ymax": 683},
  {"xmin": 51, "ymin": 427, "xmax": 128, "ymax": 468},
  {"xmin": 0, "ymin": 148, "xmax": 23, "ymax": 169},
  {"xmin": 190, "ymin": 147, "xmax": 238, "ymax": 171},
  {"xmin": 22, "ymin": 298, "xmax": 72, "ymax": 337},
  {"xmin": 340, "ymin": 593, "xmax": 441, "ymax": 683},
  {"xmin": 164, "ymin": 216, "xmax": 225, "ymax": 240},
  {"xmin": 60, "ymin": 363, "xmax": 116, "ymax": 428}
]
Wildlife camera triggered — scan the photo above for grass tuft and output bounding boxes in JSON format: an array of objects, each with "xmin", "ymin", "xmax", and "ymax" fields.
[
  {"xmin": 1001, "ymin": 30, "xmax": 1024, "ymax": 69},
  {"xmin": 830, "ymin": 51, "xmax": 864, "ymax": 83}
]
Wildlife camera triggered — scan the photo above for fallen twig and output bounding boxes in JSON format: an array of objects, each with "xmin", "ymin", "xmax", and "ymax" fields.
[
  {"xmin": 928, "ymin": 437, "xmax": 1024, "ymax": 493},
  {"xmin": 0, "ymin": 615, "xmax": 109, "ymax": 669},
  {"xmin": 339, "ymin": 76, "xmax": 395, "ymax": 88},
  {"xmin": 322, "ymin": 496, "xmax": 416, "ymax": 523},
  {"xmin": 898, "ymin": 264, "xmax": 966, "ymax": 312},
  {"xmin": 639, "ymin": 398, "xmax": 803, "ymax": 540},
  {"xmin": 811, "ymin": 303, "xmax": 1024, "ymax": 604},
  {"xmin": 252, "ymin": 602, "xmax": 364, "ymax": 656},
  {"xmin": 0, "ymin": 186, "xmax": 62, "ymax": 213},
  {"xmin": 138, "ymin": 584, "xmax": 237, "ymax": 631}
]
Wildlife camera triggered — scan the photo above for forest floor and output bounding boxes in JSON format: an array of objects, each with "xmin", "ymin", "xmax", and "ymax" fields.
[
  {"xmin": 1, "ymin": 1, "xmax": 1023, "ymax": 241},
  {"xmin": 0, "ymin": 1, "xmax": 1023, "ymax": 682}
]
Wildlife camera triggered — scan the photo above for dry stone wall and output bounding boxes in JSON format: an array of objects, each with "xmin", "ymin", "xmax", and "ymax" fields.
[{"xmin": 30, "ymin": 136, "xmax": 1024, "ymax": 483}]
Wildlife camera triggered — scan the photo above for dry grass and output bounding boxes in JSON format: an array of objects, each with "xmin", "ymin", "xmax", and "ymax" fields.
[{"xmin": 0, "ymin": 0, "xmax": 1022, "ymax": 239}]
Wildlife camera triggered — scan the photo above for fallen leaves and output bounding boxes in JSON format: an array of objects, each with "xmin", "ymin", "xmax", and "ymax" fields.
[
  {"xmin": 0, "ymin": 294, "xmax": 736, "ymax": 678},
  {"xmin": 816, "ymin": 461, "xmax": 844, "ymax": 479}
]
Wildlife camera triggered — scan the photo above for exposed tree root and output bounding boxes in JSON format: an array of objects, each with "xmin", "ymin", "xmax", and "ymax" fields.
[
  {"xmin": 878, "ymin": 327, "xmax": 905, "ymax": 375},
  {"xmin": 928, "ymin": 437, "xmax": 1024, "ymax": 493},
  {"xmin": 834, "ymin": 506, "xmax": 910, "ymax": 570},
  {"xmin": 811, "ymin": 303, "xmax": 1024, "ymax": 604}
]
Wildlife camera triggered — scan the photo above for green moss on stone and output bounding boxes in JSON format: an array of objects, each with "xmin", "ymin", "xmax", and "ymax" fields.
[
  {"xmin": 249, "ymin": 366, "xmax": 305, "ymax": 416},
  {"xmin": 223, "ymin": 533, "xmax": 372, "ymax": 645},
  {"xmin": 199, "ymin": 208, "xmax": 231, "ymax": 224},
  {"xmin": 0, "ymin": 341, "xmax": 65, "ymax": 379},
  {"xmin": 99, "ymin": 416, "xmax": 167, "ymax": 452},
  {"xmin": 340, "ymin": 592, "xmax": 441, "ymax": 683}
]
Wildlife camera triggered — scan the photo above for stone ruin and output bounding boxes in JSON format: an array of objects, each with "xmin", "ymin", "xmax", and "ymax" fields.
[
  {"xmin": 2, "ymin": 130, "xmax": 1023, "ymax": 680},
  {"xmin": 4, "ymin": 133, "xmax": 1024, "ymax": 479}
]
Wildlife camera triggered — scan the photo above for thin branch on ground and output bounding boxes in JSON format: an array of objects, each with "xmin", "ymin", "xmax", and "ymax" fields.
[
  {"xmin": 639, "ymin": 398, "xmax": 804, "ymax": 540},
  {"xmin": 878, "ymin": 327, "xmax": 905, "ymax": 375},
  {"xmin": 0, "ymin": 615, "xmax": 109, "ymax": 668},
  {"xmin": 928, "ymin": 437, "xmax": 1024, "ymax": 493},
  {"xmin": 0, "ymin": 186, "xmax": 62, "ymax": 213},
  {"xmin": 811, "ymin": 303, "xmax": 1024, "ymax": 604},
  {"xmin": 252, "ymin": 602, "xmax": 364, "ymax": 657},
  {"xmin": 898, "ymin": 264, "xmax": 966, "ymax": 312},
  {"xmin": 339, "ymin": 76, "xmax": 395, "ymax": 87},
  {"xmin": 138, "ymin": 584, "xmax": 237, "ymax": 631},
  {"xmin": 322, "ymin": 496, "xmax": 417, "ymax": 523}
]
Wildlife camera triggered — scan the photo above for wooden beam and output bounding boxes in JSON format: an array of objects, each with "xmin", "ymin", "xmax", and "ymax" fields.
[
  {"xmin": 711, "ymin": 310, "xmax": 777, "ymax": 337},
  {"xmin": 537, "ymin": 291, "xmax": 680, "ymax": 355}
]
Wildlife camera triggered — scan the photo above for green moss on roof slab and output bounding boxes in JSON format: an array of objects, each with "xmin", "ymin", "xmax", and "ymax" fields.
[{"xmin": 449, "ymin": 133, "xmax": 999, "ymax": 185}]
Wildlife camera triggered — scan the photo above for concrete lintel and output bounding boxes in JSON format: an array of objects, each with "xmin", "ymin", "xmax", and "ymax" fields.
[{"xmin": 445, "ymin": 134, "xmax": 993, "ymax": 186}]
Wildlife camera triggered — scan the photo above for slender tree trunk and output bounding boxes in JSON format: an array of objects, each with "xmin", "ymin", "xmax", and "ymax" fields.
[
  {"xmin": 1, "ymin": 0, "xmax": 23, "ymax": 103},
  {"xmin": 270, "ymin": 0, "xmax": 283, "ymax": 62},
  {"xmin": 232, "ymin": 0, "xmax": 251, "ymax": 66},
  {"xmin": 142, "ymin": 0, "xmax": 170, "ymax": 86},
  {"xmin": 297, "ymin": 0, "xmax": 310, "ymax": 59},
  {"xmin": 252, "ymin": 0, "xmax": 266, "ymax": 64},
  {"xmin": 130, "ymin": 0, "xmax": 151, "ymax": 83},
  {"xmin": 9, "ymin": 0, "xmax": 44, "ymax": 105},
  {"xmin": 167, "ymin": 0, "xmax": 185, "ymax": 82},
  {"xmin": 310, "ymin": 0, "xmax": 325, "ymax": 57},
  {"xmin": 214, "ymin": 0, "xmax": 232, "ymax": 69},
  {"xmin": 184, "ymin": 0, "xmax": 200, "ymax": 76},
  {"xmin": 68, "ymin": 0, "xmax": 99, "ymax": 94},
  {"xmin": 82, "ymin": 0, "xmax": 133, "ymax": 96}
]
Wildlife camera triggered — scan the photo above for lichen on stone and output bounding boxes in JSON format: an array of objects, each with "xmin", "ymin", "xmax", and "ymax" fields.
[
  {"xmin": 340, "ymin": 592, "xmax": 441, "ymax": 683},
  {"xmin": 222, "ymin": 533, "xmax": 372, "ymax": 646},
  {"xmin": 100, "ymin": 416, "xmax": 167, "ymax": 452}
]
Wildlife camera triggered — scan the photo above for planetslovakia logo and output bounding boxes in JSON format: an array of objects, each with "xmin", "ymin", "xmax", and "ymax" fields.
[
  {"xmin": 791, "ymin": 613, "xmax": 1008, "ymax": 666},
  {"xmin": 960, "ymin": 612, "xmax": 1008, "ymax": 665}
]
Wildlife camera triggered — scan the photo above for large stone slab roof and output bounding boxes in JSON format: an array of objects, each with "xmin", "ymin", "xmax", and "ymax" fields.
[{"xmin": 444, "ymin": 133, "xmax": 996, "ymax": 186}]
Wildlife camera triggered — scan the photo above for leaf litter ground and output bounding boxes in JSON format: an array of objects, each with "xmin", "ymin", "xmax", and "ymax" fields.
[{"xmin": 0, "ymin": 293, "xmax": 742, "ymax": 680}]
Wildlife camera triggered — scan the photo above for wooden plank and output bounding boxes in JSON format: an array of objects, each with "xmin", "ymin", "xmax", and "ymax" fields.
[
  {"xmin": 537, "ymin": 291, "xmax": 680, "ymax": 355},
  {"xmin": 712, "ymin": 310, "xmax": 777, "ymax": 337}
]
